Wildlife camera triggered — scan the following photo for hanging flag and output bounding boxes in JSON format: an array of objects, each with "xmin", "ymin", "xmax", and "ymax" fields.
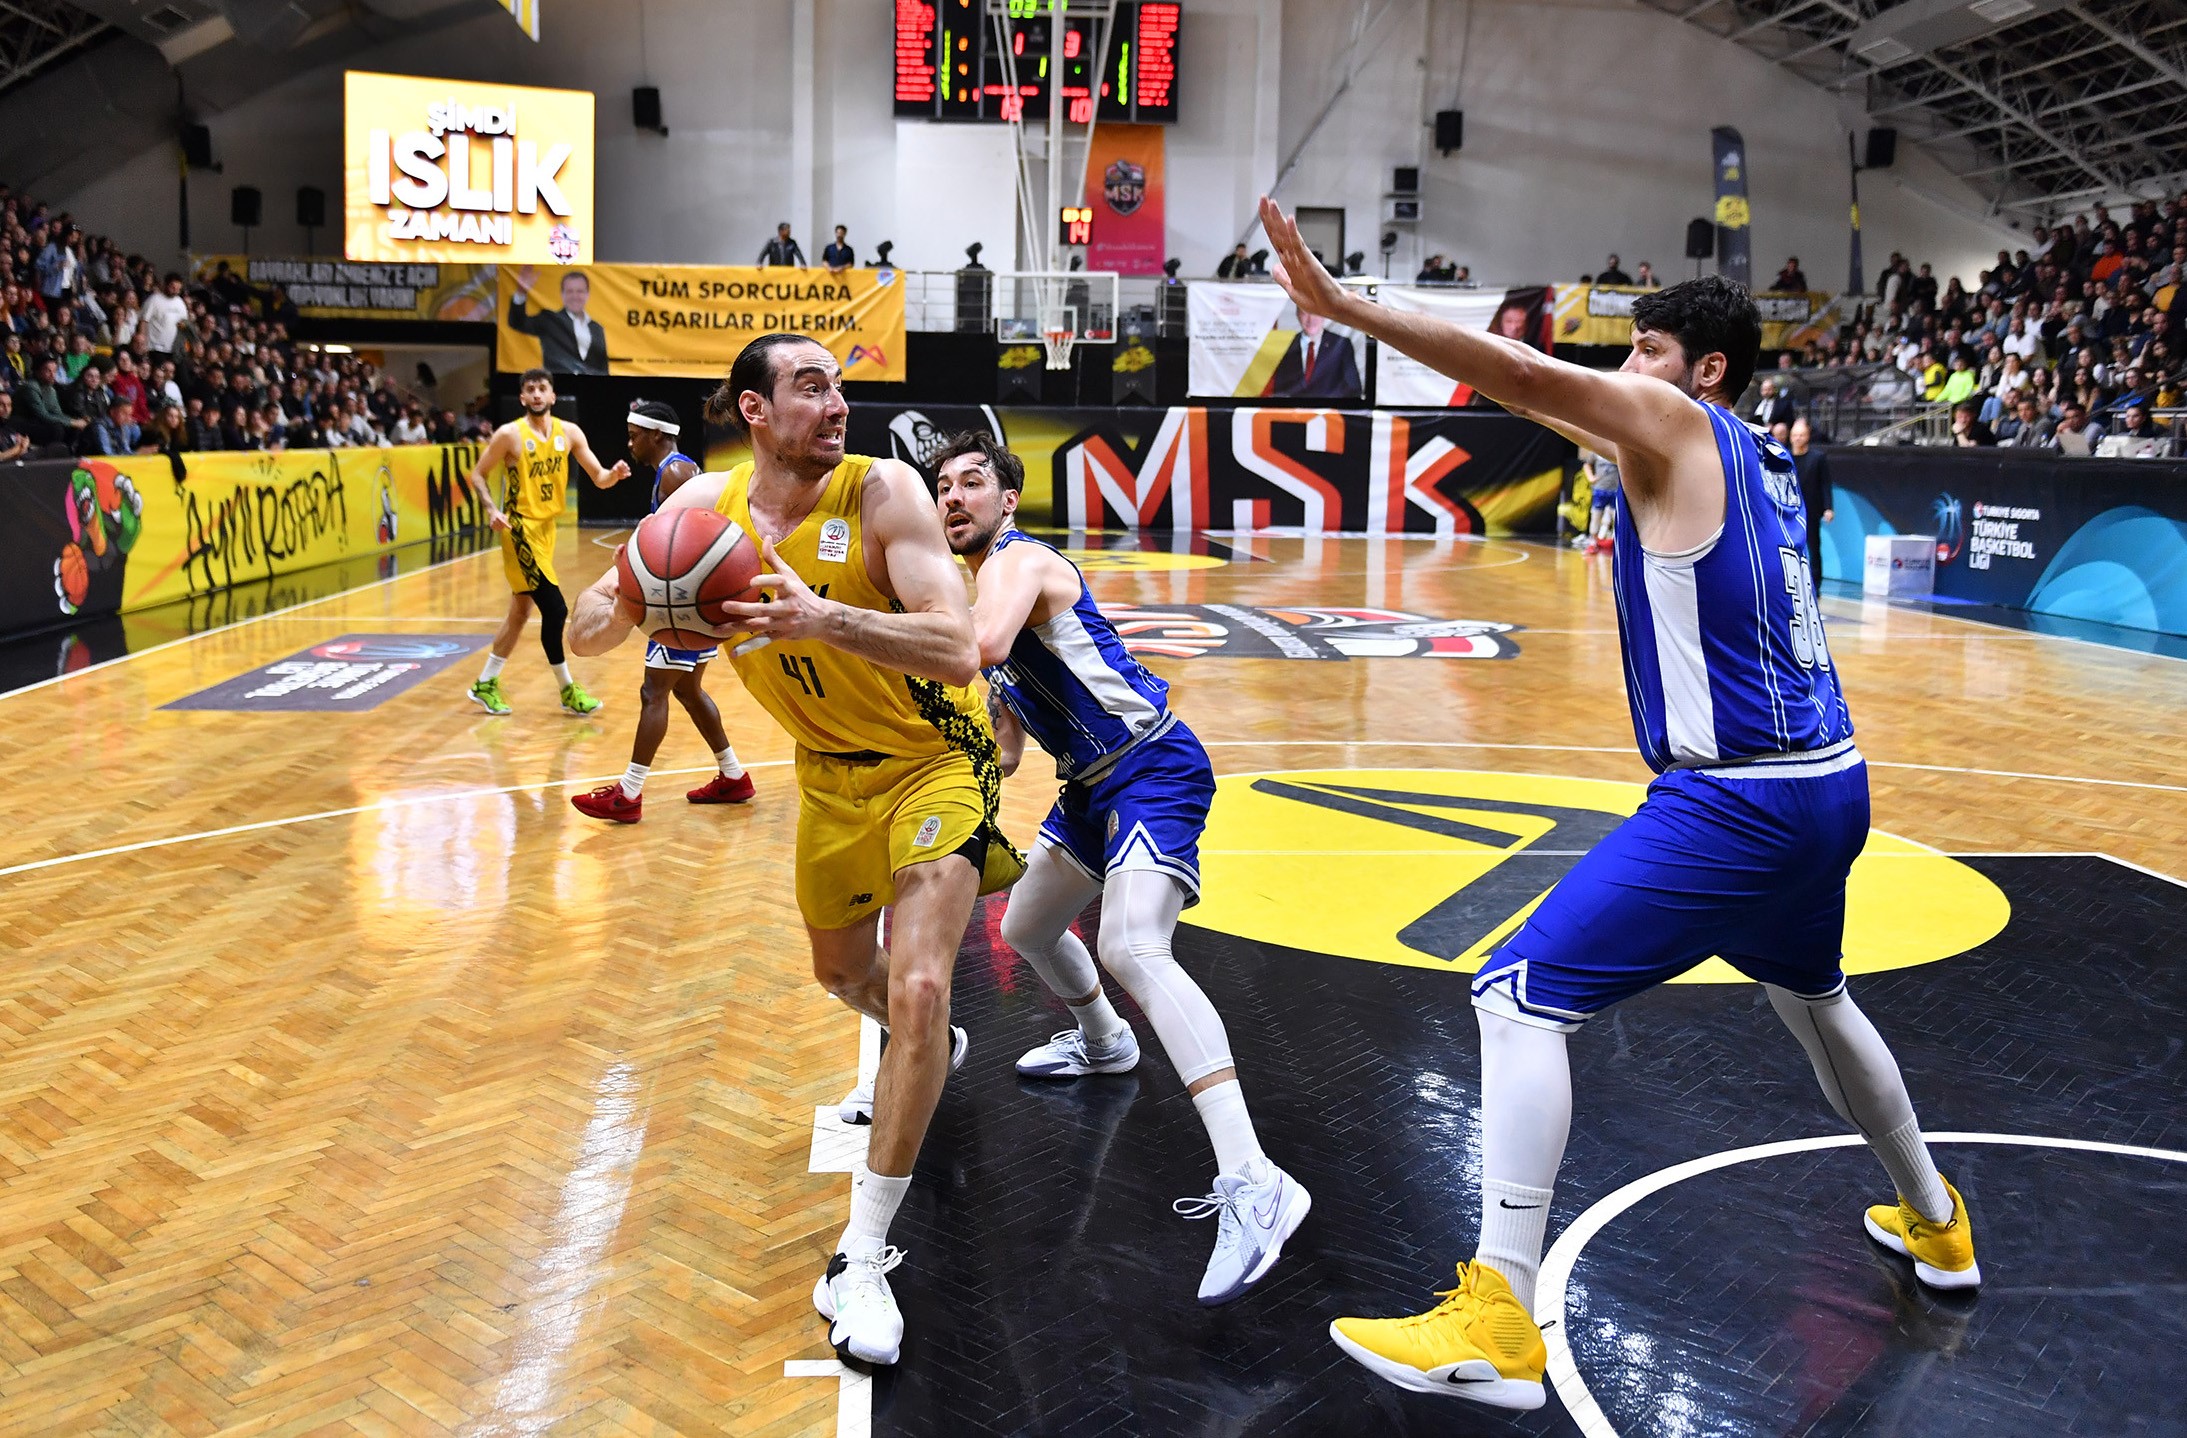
[
  {"xmin": 496, "ymin": 0, "xmax": 540, "ymax": 40},
  {"xmin": 1711, "ymin": 126, "xmax": 1751, "ymax": 289}
]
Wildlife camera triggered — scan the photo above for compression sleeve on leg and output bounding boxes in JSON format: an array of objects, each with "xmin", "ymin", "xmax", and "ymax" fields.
[
  {"xmin": 1096, "ymin": 869, "xmax": 1234, "ymax": 1085},
  {"xmin": 532, "ymin": 582, "xmax": 568, "ymax": 666}
]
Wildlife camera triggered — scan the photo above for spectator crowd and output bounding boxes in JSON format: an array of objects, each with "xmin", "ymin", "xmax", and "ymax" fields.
[
  {"xmin": 1759, "ymin": 196, "xmax": 2187, "ymax": 458},
  {"xmin": 0, "ymin": 180, "xmax": 489, "ymax": 465}
]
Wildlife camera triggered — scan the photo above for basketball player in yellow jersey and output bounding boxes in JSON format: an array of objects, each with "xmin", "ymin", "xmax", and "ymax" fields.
[
  {"xmin": 568, "ymin": 334, "xmax": 1023, "ymax": 1367},
  {"xmin": 463, "ymin": 367, "xmax": 629, "ymax": 716}
]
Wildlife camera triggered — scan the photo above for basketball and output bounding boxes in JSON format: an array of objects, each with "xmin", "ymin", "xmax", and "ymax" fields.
[{"xmin": 618, "ymin": 507, "xmax": 764, "ymax": 649}]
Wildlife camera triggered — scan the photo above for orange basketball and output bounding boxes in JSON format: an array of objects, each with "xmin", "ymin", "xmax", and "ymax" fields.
[{"xmin": 619, "ymin": 508, "xmax": 763, "ymax": 649}]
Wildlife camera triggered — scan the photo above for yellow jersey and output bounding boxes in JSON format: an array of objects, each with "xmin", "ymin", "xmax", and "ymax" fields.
[
  {"xmin": 716, "ymin": 455, "xmax": 996, "ymax": 761},
  {"xmin": 503, "ymin": 415, "xmax": 571, "ymax": 521}
]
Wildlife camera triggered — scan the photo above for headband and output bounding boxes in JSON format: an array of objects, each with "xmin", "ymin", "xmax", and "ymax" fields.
[{"xmin": 626, "ymin": 410, "xmax": 680, "ymax": 436}]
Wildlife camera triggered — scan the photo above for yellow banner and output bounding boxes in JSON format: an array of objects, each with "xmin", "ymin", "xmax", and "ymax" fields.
[
  {"xmin": 344, "ymin": 71, "xmax": 595, "ymax": 265},
  {"xmin": 49, "ymin": 445, "xmax": 491, "ymax": 621},
  {"xmin": 192, "ymin": 256, "xmax": 497, "ymax": 322},
  {"xmin": 1555, "ymin": 283, "xmax": 1832, "ymax": 350},
  {"xmin": 495, "ymin": 263, "xmax": 908, "ymax": 382}
]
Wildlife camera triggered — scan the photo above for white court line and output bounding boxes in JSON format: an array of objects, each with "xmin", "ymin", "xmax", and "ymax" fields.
[
  {"xmin": 1536, "ymin": 1132, "xmax": 2187, "ymax": 1438},
  {"xmin": 1, "ymin": 542, "xmax": 499, "ymax": 702},
  {"xmin": 782, "ymin": 1360, "xmax": 872, "ymax": 1438},
  {"xmin": 1941, "ymin": 850, "xmax": 2187, "ymax": 888},
  {"xmin": 0, "ymin": 761, "xmax": 789, "ymax": 880},
  {"xmin": 1821, "ymin": 591, "xmax": 2187, "ymax": 666}
]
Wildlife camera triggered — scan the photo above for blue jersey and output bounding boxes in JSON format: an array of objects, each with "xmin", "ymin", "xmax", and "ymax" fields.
[
  {"xmin": 646, "ymin": 451, "xmax": 697, "ymax": 513},
  {"xmin": 982, "ymin": 528, "xmax": 1174, "ymax": 782},
  {"xmin": 1611, "ymin": 402, "xmax": 1854, "ymax": 773}
]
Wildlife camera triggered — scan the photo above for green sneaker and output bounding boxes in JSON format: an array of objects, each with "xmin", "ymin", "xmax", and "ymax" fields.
[
  {"xmin": 560, "ymin": 681, "xmax": 603, "ymax": 716},
  {"xmin": 468, "ymin": 677, "xmax": 512, "ymax": 715}
]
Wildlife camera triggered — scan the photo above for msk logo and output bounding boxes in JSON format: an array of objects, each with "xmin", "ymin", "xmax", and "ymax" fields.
[
  {"xmin": 1182, "ymin": 769, "xmax": 2009, "ymax": 982},
  {"xmin": 1932, "ymin": 492, "xmax": 1965, "ymax": 563},
  {"xmin": 846, "ymin": 343, "xmax": 889, "ymax": 372},
  {"xmin": 1103, "ymin": 159, "xmax": 1146, "ymax": 216}
]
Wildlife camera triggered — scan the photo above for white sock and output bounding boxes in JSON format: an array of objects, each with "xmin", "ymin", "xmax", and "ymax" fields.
[
  {"xmin": 551, "ymin": 661, "xmax": 574, "ymax": 687},
  {"xmin": 1872, "ymin": 1116, "xmax": 1954, "ymax": 1224},
  {"xmin": 837, "ymin": 1164, "xmax": 911, "ymax": 1256},
  {"xmin": 1191, "ymin": 1080, "xmax": 1265, "ymax": 1177},
  {"xmin": 620, "ymin": 762, "xmax": 649, "ymax": 799},
  {"xmin": 1476, "ymin": 1179, "xmax": 1554, "ymax": 1311},
  {"xmin": 715, "ymin": 745, "xmax": 744, "ymax": 779},
  {"xmin": 1068, "ymin": 991, "xmax": 1131, "ymax": 1050},
  {"xmin": 479, "ymin": 653, "xmax": 506, "ymax": 681}
]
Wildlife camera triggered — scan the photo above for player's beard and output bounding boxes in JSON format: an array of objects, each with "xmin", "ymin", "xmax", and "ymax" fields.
[
  {"xmin": 524, "ymin": 395, "xmax": 552, "ymax": 414},
  {"xmin": 942, "ymin": 507, "xmax": 998, "ymax": 558}
]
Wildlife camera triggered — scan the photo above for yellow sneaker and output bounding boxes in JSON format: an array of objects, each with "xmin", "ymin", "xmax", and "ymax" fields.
[
  {"xmin": 1328, "ymin": 1262, "xmax": 1546, "ymax": 1409},
  {"xmin": 1864, "ymin": 1173, "xmax": 1981, "ymax": 1290}
]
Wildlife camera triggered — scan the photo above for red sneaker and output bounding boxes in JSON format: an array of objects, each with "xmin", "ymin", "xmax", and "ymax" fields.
[
  {"xmin": 571, "ymin": 783, "xmax": 643, "ymax": 823},
  {"xmin": 688, "ymin": 772, "xmax": 756, "ymax": 804}
]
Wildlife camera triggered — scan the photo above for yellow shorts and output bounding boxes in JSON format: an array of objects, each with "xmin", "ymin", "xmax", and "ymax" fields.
[
  {"xmin": 499, "ymin": 515, "xmax": 559, "ymax": 592},
  {"xmin": 794, "ymin": 746, "xmax": 1027, "ymax": 930}
]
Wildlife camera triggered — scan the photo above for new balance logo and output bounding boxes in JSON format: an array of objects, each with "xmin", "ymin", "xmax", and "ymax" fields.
[{"xmin": 849, "ymin": 893, "xmax": 874, "ymax": 906}]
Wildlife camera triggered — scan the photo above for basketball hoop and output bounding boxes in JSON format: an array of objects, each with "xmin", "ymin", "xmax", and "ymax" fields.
[{"xmin": 1042, "ymin": 323, "xmax": 1077, "ymax": 371}]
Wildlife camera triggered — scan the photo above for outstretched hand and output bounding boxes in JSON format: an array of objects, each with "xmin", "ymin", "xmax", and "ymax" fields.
[
  {"xmin": 1258, "ymin": 195, "xmax": 1355, "ymax": 324},
  {"xmin": 702, "ymin": 537, "xmax": 837, "ymax": 641}
]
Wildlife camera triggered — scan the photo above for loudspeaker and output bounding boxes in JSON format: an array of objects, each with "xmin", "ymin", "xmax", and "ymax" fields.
[
  {"xmin": 1685, "ymin": 217, "xmax": 1715, "ymax": 260},
  {"xmin": 1392, "ymin": 166, "xmax": 1419, "ymax": 195},
  {"xmin": 1863, "ymin": 127, "xmax": 1898, "ymax": 169},
  {"xmin": 296, "ymin": 186, "xmax": 325, "ymax": 228},
  {"xmin": 231, "ymin": 186, "xmax": 262, "ymax": 228},
  {"xmin": 1433, "ymin": 109, "xmax": 1463, "ymax": 154},
  {"xmin": 633, "ymin": 86, "xmax": 664, "ymax": 132},
  {"xmin": 181, "ymin": 124, "xmax": 213, "ymax": 168}
]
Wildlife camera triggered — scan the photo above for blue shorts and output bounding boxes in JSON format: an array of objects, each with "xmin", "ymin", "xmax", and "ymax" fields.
[
  {"xmin": 1039, "ymin": 721, "xmax": 1214, "ymax": 903},
  {"xmin": 1472, "ymin": 753, "xmax": 1869, "ymax": 1030},
  {"xmin": 645, "ymin": 639, "xmax": 720, "ymax": 672},
  {"xmin": 1590, "ymin": 487, "xmax": 1619, "ymax": 510}
]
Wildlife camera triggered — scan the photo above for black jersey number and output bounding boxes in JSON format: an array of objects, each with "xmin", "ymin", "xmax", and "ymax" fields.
[{"xmin": 779, "ymin": 652, "xmax": 827, "ymax": 699}]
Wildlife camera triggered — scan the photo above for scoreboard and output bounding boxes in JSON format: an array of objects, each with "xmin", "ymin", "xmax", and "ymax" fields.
[{"xmin": 894, "ymin": 0, "xmax": 1180, "ymax": 124}]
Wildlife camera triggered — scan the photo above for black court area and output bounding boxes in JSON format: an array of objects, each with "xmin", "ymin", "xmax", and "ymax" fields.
[{"xmin": 862, "ymin": 855, "xmax": 2187, "ymax": 1438}]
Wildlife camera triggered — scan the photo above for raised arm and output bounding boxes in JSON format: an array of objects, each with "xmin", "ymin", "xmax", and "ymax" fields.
[
  {"xmin": 705, "ymin": 460, "xmax": 978, "ymax": 685},
  {"xmin": 564, "ymin": 421, "xmax": 630, "ymax": 488},
  {"xmin": 1258, "ymin": 196, "xmax": 1707, "ymax": 476},
  {"xmin": 966, "ymin": 539, "xmax": 1064, "ymax": 670},
  {"xmin": 466, "ymin": 427, "xmax": 515, "ymax": 530}
]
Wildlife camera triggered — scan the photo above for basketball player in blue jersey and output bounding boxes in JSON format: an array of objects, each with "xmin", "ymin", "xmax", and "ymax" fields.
[
  {"xmin": 933, "ymin": 430, "xmax": 1310, "ymax": 1306},
  {"xmin": 570, "ymin": 400, "xmax": 753, "ymax": 822},
  {"xmin": 1257, "ymin": 198, "xmax": 1979, "ymax": 1412}
]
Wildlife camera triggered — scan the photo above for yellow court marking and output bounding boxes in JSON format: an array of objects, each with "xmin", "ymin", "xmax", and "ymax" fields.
[
  {"xmin": 1064, "ymin": 550, "xmax": 1229, "ymax": 572},
  {"xmin": 1183, "ymin": 769, "xmax": 2011, "ymax": 982}
]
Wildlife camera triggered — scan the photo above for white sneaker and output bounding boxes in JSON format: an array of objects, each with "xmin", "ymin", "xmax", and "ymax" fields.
[
  {"xmin": 1173, "ymin": 1156, "xmax": 1312, "ymax": 1306},
  {"xmin": 837, "ymin": 1024, "xmax": 969, "ymax": 1125},
  {"xmin": 1015, "ymin": 1025, "xmax": 1141, "ymax": 1078},
  {"xmin": 811, "ymin": 1244, "xmax": 907, "ymax": 1365}
]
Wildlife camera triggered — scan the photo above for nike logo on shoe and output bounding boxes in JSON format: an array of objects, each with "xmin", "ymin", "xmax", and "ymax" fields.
[{"xmin": 1498, "ymin": 1199, "xmax": 1543, "ymax": 1210}]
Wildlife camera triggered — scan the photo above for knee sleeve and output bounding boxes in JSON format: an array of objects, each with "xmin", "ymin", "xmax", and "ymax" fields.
[
  {"xmin": 531, "ymin": 583, "xmax": 568, "ymax": 665},
  {"xmin": 1000, "ymin": 846, "xmax": 1102, "ymax": 1000},
  {"xmin": 1097, "ymin": 870, "xmax": 1234, "ymax": 1084}
]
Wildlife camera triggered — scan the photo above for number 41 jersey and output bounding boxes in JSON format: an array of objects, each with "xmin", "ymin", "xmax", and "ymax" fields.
[{"xmin": 1611, "ymin": 402, "xmax": 1854, "ymax": 774}]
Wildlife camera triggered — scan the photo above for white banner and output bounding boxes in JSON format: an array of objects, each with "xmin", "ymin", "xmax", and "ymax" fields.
[
  {"xmin": 1372, "ymin": 287, "xmax": 1507, "ymax": 407},
  {"xmin": 1187, "ymin": 283, "xmax": 1291, "ymax": 398}
]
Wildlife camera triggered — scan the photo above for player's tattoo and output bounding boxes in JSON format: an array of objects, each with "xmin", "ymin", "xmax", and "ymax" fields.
[{"xmin": 984, "ymin": 684, "xmax": 1007, "ymax": 729}]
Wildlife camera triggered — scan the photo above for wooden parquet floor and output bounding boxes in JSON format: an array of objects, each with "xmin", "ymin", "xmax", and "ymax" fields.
[{"xmin": 0, "ymin": 529, "xmax": 2180, "ymax": 1434}]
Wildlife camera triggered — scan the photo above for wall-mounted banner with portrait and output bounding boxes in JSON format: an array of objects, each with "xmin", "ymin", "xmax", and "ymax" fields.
[
  {"xmin": 1372, "ymin": 285, "xmax": 1554, "ymax": 407},
  {"xmin": 1186, "ymin": 284, "xmax": 1363, "ymax": 400}
]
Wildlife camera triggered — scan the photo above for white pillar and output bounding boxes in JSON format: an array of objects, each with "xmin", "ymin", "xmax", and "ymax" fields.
[
  {"xmin": 1248, "ymin": 0, "xmax": 1282, "ymax": 236},
  {"xmin": 791, "ymin": 0, "xmax": 816, "ymax": 255}
]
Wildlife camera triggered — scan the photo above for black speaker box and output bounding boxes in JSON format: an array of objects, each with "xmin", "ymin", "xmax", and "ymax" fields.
[
  {"xmin": 634, "ymin": 86, "xmax": 663, "ymax": 131},
  {"xmin": 1392, "ymin": 166, "xmax": 1419, "ymax": 195},
  {"xmin": 1433, "ymin": 109, "xmax": 1463, "ymax": 154},
  {"xmin": 232, "ymin": 186, "xmax": 262, "ymax": 228},
  {"xmin": 1864, "ymin": 127, "xmax": 1898, "ymax": 169},
  {"xmin": 1685, "ymin": 217, "xmax": 1715, "ymax": 260},
  {"xmin": 296, "ymin": 186, "xmax": 326, "ymax": 228},
  {"xmin": 181, "ymin": 124, "xmax": 213, "ymax": 168}
]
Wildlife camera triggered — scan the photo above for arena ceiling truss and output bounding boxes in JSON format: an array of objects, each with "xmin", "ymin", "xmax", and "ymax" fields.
[
  {"xmin": 1635, "ymin": 0, "xmax": 2187, "ymax": 216},
  {"xmin": 0, "ymin": 0, "xmax": 111, "ymax": 98}
]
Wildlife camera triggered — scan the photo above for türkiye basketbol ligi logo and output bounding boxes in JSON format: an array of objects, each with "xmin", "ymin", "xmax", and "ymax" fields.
[
  {"xmin": 1103, "ymin": 159, "xmax": 1146, "ymax": 216},
  {"xmin": 1932, "ymin": 492, "xmax": 1965, "ymax": 563}
]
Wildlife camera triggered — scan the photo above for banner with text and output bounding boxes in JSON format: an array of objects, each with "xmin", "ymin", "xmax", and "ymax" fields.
[
  {"xmin": 1084, "ymin": 124, "xmax": 1167, "ymax": 277},
  {"xmin": 1187, "ymin": 284, "xmax": 1364, "ymax": 400},
  {"xmin": 1374, "ymin": 285, "xmax": 1554, "ymax": 407},
  {"xmin": 194, "ymin": 256, "xmax": 497, "ymax": 322},
  {"xmin": 756, "ymin": 404, "xmax": 1571, "ymax": 537},
  {"xmin": 496, "ymin": 263, "xmax": 907, "ymax": 381},
  {"xmin": 1555, "ymin": 283, "xmax": 1832, "ymax": 351},
  {"xmin": 0, "ymin": 443, "xmax": 491, "ymax": 640}
]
